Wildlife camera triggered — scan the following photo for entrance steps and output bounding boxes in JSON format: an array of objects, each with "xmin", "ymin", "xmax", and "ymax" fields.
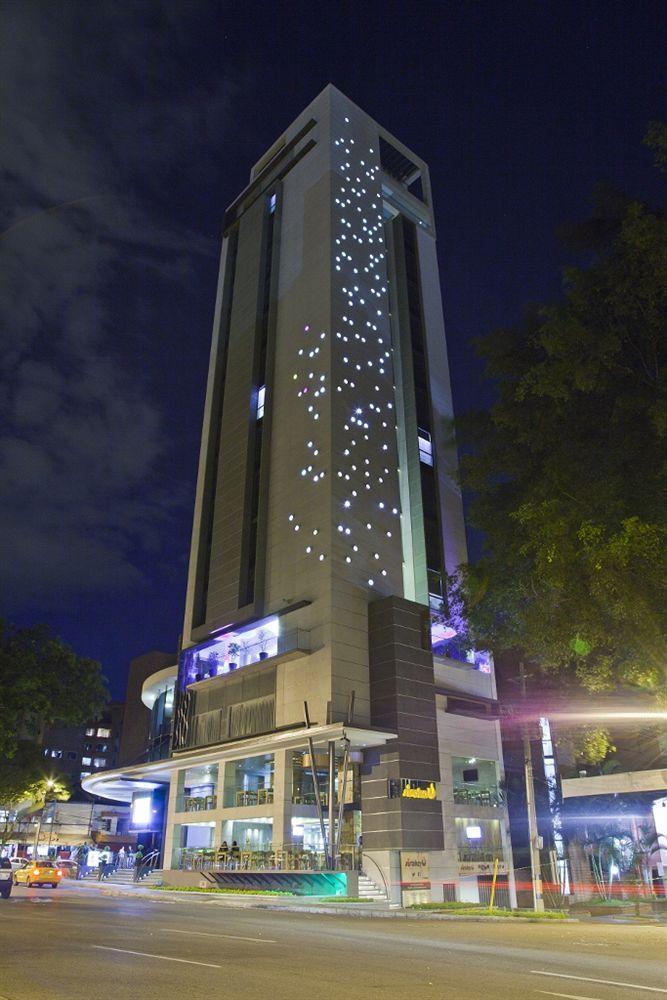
[
  {"xmin": 82, "ymin": 869, "xmax": 164, "ymax": 887},
  {"xmin": 357, "ymin": 873, "xmax": 388, "ymax": 901}
]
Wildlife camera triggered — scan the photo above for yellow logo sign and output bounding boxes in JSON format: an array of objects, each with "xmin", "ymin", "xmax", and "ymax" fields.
[{"xmin": 401, "ymin": 781, "xmax": 437, "ymax": 800}]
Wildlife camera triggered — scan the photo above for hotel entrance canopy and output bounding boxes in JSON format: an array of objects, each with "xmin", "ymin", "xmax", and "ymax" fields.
[{"xmin": 81, "ymin": 722, "xmax": 397, "ymax": 803}]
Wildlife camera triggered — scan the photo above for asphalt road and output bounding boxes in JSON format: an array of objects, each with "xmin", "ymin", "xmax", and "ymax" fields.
[{"xmin": 0, "ymin": 883, "xmax": 665, "ymax": 1000}]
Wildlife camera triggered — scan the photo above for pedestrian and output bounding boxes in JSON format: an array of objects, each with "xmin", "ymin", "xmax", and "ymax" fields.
[
  {"xmin": 217, "ymin": 841, "xmax": 229, "ymax": 868},
  {"xmin": 230, "ymin": 840, "xmax": 240, "ymax": 868},
  {"xmin": 117, "ymin": 845, "xmax": 126, "ymax": 870}
]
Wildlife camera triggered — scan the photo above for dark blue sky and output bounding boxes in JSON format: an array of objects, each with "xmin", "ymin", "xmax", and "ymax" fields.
[{"xmin": 1, "ymin": 0, "xmax": 664, "ymax": 698}]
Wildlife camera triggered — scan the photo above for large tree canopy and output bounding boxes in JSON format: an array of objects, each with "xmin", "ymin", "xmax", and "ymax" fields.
[
  {"xmin": 454, "ymin": 126, "xmax": 666, "ymax": 699},
  {"xmin": 0, "ymin": 621, "xmax": 108, "ymax": 758},
  {"xmin": 0, "ymin": 746, "xmax": 71, "ymax": 845}
]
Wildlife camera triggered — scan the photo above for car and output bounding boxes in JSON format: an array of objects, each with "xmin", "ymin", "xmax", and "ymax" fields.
[
  {"xmin": 0, "ymin": 858, "xmax": 13, "ymax": 898},
  {"xmin": 54, "ymin": 859, "xmax": 79, "ymax": 879},
  {"xmin": 13, "ymin": 860, "xmax": 63, "ymax": 888},
  {"xmin": 8, "ymin": 858, "xmax": 28, "ymax": 874}
]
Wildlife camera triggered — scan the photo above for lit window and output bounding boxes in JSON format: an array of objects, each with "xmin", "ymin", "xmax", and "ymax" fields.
[
  {"xmin": 85, "ymin": 728, "xmax": 95, "ymax": 736},
  {"xmin": 82, "ymin": 756, "xmax": 92, "ymax": 766},
  {"xmin": 418, "ymin": 428, "xmax": 433, "ymax": 466},
  {"xmin": 268, "ymin": 192, "xmax": 277, "ymax": 214},
  {"xmin": 465, "ymin": 825, "xmax": 483, "ymax": 840},
  {"xmin": 95, "ymin": 743, "xmax": 108, "ymax": 752},
  {"xmin": 50, "ymin": 749, "xmax": 62, "ymax": 759},
  {"xmin": 256, "ymin": 384, "xmax": 266, "ymax": 420},
  {"xmin": 93, "ymin": 757, "xmax": 107, "ymax": 769},
  {"xmin": 96, "ymin": 728, "xmax": 111, "ymax": 738}
]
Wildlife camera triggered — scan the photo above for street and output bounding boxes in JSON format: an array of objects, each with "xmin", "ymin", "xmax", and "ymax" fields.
[{"xmin": 0, "ymin": 884, "xmax": 665, "ymax": 1000}]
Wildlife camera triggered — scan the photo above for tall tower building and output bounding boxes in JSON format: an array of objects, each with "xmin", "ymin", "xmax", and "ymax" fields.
[{"xmin": 86, "ymin": 86, "xmax": 514, "ymax": 904}]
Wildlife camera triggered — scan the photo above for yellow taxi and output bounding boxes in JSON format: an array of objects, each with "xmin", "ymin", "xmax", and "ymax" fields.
[{"xmin": 14, "ymin": 860, "xmax": 63, "ymax": 888}]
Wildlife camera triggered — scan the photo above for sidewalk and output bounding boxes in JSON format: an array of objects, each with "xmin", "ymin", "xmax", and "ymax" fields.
[{"xmin": 63, "ymin": 880, "xmax": 583, "ymax": 921}]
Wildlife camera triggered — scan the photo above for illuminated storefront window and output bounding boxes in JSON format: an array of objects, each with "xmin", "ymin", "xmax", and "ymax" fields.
[
  {"xmin": 455, "ymin": 817, "xmax": 503, "ymax": 862},
  {"xmin": 223, "ymin": 755, "xmax": 274, "ymax": 808},
  {"xmin": 452, "ymin": 757, "xmax": 502, "ymax": 806}
]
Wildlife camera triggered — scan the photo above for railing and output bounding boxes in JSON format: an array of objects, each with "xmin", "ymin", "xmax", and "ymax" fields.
[
  {"xmin": 178, "ymin": 794, "xmax": 217, "ymax": 812},
  {"xmin": 187, "ymin": 628, "xmax": 311, "ymax": 684},
  {"xmin": 292, "ymin": 793, "xmax": 329, "ymax": 806},
  {"xmin": 233, "ymin": 788, "xmax": 274, "ymax": 807},
  {"xmin": 453, "ymin": 787, "xmax": 504, "ymax": 807},
  {"xmin": 176, "ymin": 844, "xmax": 361, "ymax": 873},
  {"xmin": 361, "ymin": 853, "xmax": 390, "ymax": 900},
  {"xmin": 134, "ymin": 849, "xmax": 161, "ymax": 882}
]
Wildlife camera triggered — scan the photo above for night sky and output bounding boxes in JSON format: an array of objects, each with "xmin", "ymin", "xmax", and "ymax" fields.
[{"xmin": 1, "ymin": 1, "xmax": 664, "ymax": 698}]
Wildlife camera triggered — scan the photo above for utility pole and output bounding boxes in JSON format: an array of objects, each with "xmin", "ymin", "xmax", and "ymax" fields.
[{"xmin": 519, "ymin": 662, "xmax": 544, "ymax": 912}]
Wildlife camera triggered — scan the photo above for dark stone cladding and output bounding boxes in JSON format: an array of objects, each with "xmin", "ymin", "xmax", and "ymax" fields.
[{"xmin": 361, "ymin": 595, "xmax": 444, "ymax": 851}]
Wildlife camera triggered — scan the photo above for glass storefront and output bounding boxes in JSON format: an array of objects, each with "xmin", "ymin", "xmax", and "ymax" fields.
[
  {"xmin": 452, "ymin": 756, "xmax": 502, "ymax": 806},
  {"xmin": 291, "ymin": 751, "xmax": 359, "ymax": 807},
  {"xmin": 223, "ymin": 755, "xmax": 274, "ymax": 807},
  {"xmin": 177, "ymin": 764, "xmax": 218, "ymax": 812},
  {"xmin": 221, "ymin": 818, "xmax": 273, "ymax": 851}
]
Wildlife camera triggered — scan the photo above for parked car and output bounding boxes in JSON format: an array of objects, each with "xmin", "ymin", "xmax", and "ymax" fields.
[
  {"xmin": 13, "ymin": 860, "xmax": 63, "ymax": 888},
  {"xmin": 55, "ymin": 859, "xmax": 79, "ymax": 879},
  {"xmin": 9, "ymin": 858, "xmax": 28, "ymax": 873},
  {"xmin": 0, "ymin": 858, "xmax": 13, "ymax": 898}
]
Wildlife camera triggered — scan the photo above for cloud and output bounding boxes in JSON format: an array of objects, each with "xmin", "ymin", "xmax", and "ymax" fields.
[{"xmin": 0, "ymin": 2, "xmax": 241, "ymax": 606}]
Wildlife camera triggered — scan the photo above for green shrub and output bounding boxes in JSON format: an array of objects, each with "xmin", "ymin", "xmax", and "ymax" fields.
[{"xmin": 154, "ymin": 885, "xmax": 293, "ymax": 896}]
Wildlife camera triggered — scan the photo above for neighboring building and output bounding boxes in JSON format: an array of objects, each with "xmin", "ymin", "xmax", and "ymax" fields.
[
  {"xmin": 42, "ymin": 703, "xmax": 124, "ymax": 797},
  {"xmin": 560, "ymin": 718, "xmax": 667, "ymax": 898},
  {"xmin": 4, "ymin": 801, "xmax": 133, "ymax": 859},
  {"xmin": 118, "ymin": 651, "xmax": 176, "ymax": 766},
  {"xmin": 84, "ymin": 86, "xmax": 515, "ymax": 904}
]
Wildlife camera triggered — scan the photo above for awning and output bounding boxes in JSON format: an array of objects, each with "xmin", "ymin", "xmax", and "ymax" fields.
[{"xmin": 82, "ymin": 722, "xmax": 397, "ymax": 803}]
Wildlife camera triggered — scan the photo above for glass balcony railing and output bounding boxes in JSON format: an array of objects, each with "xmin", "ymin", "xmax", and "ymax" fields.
[
  {"xmin": 177, "ymin": 794, "xmax": 217, "ymax": 813},
  {"xmin": 453, "ymin": 786, "xmax": 504, "ymax": 807},
  {"xmin": 184, "ymin": 628, "xmax": 311, "ymax": 685},
  {"xmin": 175, "ymin": 844, "xmax": 362, "ymax": 872},
  {"xmin": 232, "ymin": 788, "xmax": 274, "ymax": 807}
]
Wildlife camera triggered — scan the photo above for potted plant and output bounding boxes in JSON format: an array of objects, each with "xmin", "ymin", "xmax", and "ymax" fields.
[
  {"xmin": 228, "ymin": 642, "xmax": 240, "ymax": 670},
  {"xmin": 257, "ymin": 629, "xmax": 269, "ymax": 660}
]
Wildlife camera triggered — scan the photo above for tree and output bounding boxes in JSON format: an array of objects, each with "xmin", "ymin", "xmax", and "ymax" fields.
[
  {"xmin": 0, "ymin": 621, "xmax": 108, "ymax": 759},
  {"xmin": 453, "ymin": 124, "xmax": 666, "ymax": 700},
  {"xmin": 0, "ymin": 745, "xmax": 71, "ymax": 846}
]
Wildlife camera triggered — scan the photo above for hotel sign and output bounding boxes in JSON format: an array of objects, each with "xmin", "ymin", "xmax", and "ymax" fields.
[
  {"xmin": 401, "ymin": 851, "xmax": 430, "ymax": 887},
  {"xmin": 458, "ymin": 860, "xmax": 508, "ymax": 876},
  {"xmin": 388, "ymin": 778, "xmax": 440, "ymax": 801}
]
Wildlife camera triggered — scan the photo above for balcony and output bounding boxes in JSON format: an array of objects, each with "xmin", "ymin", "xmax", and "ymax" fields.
[
  {"xmin": 233, "ymin": 788, "xmax": 274, "ymax": 808},
  {"xmin": 184, "ymin": 628, "xmax": 311, "ymax": 686},
  {"xmin": 453, "ymin": 786, "xmax": 504, "ymax": 808},
  {"xmin": 177, "ymin": 794, "xmax": 217, "ymax": 813}
]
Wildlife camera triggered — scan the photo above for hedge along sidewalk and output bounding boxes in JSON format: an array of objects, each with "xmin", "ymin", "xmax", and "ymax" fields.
[{"xmin": 63, "ymin": 882, "xmax": 578, "ymax": 920}]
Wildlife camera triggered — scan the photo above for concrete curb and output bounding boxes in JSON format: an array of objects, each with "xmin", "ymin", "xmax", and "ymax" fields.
[{"xmin": 61, "ymin": 881, "xmax": 579, "ymax": 921}]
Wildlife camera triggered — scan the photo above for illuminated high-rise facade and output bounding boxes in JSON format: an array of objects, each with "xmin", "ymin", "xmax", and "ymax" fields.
[{"xmin": 86, "ymin": 86, "xmax": 514, "ymax": 904}]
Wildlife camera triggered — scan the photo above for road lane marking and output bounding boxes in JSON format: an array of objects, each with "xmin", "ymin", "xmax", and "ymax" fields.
[
  {"xmin": 537, "ymin": 991, "xmax": 603, "ymax": 999},
  {"xmin": 531, "ymin": 971, "xmax": 667, "ymax": 994},
  {"xmin": 92, "ymin": 945, "xmax": 222, "ymax": 968},
  {"xmin": 161, "ymin": 928, "xmax": 277, "ymax": 944}
]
